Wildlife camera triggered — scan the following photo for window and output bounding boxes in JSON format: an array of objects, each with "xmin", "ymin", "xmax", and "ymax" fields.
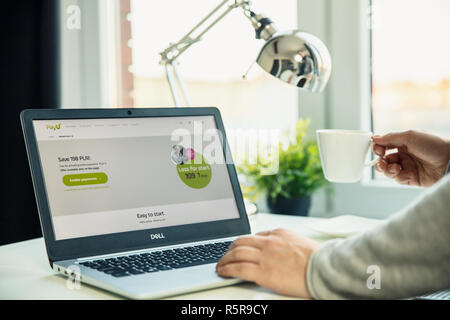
[
  {"xmin": 297, "ymin": 0, "xmax": 425, "ymax": 218},
  {"xmin": 129, "ymin": 0, "xmax": 299, "ymax": 132},
  {"xmin": 371, "ymin": 0, "xmax": 450, "ymax": 180},
  {"xmin": 371, "ymin": 0, "xmax": 450, "ymax": 138}
]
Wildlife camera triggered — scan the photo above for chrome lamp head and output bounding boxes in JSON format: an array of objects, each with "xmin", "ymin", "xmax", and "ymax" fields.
[
  {"xmin": 245, "ymin": 9, "xmax": 332, "ymax": 92},
  {"xmin": 256, "ymin": 30, "xmax": 332, "ymax": 92},
  {"xmin": 160, "ymin": 1, "xmax": 333, "ymax": 107}
]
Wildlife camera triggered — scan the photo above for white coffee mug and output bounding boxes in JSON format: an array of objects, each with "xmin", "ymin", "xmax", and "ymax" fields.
[{"xmin": 316, "ymin": 129, "xmax": 379, "ymax": 183}]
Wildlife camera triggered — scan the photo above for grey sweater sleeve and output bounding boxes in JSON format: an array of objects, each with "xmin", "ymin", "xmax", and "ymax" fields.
[{"xmin": 306, "ymin": 174, "xmax": 450, "ymax": 299}]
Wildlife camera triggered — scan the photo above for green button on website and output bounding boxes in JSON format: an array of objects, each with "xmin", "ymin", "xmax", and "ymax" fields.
[{"xmin": 63, "ymin": 173, "xmax": 108, "ymax": 186}]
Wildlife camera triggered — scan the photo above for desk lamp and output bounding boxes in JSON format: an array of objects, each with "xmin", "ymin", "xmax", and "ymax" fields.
[{"xmin": 160, "ymin": 0, "xmax": 332, "ymax": 107}]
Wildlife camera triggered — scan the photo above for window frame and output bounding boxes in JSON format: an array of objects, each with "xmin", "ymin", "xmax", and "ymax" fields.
[
  {"xmin": 299, "ymin": 0, "xmax": 422, "ymax": 219},
  {"xmin": 60, "ymin": 0, "xmax": 123, "ymax": 108}
]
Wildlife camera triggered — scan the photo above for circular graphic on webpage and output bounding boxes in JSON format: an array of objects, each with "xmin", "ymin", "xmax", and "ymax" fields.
[{"xmin": 171, "ymin": 145, "xmax": 212, "ymax": 189}]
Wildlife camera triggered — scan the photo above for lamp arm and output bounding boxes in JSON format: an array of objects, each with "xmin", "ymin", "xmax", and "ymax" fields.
[
  {"xmin": 160, "ymin": 0, "xmax": 247, "ymax": 65},
  {"xmin": 159, "ymin": 0, "xmax": 278, "ymax": 107},
  {"xmin": 179, "ymin": 0, "xmax": 230, "ymax": 45}
]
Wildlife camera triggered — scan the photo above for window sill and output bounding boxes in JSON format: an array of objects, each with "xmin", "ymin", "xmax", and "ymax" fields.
[{"xmin": 360, "ymin": 178, "xmax": 422, "ymax": 190}]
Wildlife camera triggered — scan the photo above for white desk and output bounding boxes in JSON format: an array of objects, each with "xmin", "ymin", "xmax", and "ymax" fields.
[{"xmin": 0, "ymin": 213, "xmax": 335, "ymax": 300}]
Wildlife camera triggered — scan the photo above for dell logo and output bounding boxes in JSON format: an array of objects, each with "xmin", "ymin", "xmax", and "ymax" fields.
[{"xmin": 150, "ymin": 233, "xmax": 165, "ymax": 240}]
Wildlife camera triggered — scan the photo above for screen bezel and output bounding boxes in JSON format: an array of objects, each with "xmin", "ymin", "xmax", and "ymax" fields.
[{"xmin": 21, "ymin": 107, "xmax": 250, "ymax": 265}]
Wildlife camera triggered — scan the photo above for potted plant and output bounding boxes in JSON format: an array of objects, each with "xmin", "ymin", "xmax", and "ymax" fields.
[{"xmin": 238, "ymin": 119, "xmax": 328, "ymax": 216}]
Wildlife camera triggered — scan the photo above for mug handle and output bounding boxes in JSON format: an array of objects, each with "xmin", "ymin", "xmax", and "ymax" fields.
[{"xmin": 364, "ymin": 142, "xmax": 379, "ymax": 167}]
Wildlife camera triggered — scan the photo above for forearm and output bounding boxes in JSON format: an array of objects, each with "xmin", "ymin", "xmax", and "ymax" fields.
[{"xmin": 307, "ymin": 175, "xmax": 450, "ymax": 299}]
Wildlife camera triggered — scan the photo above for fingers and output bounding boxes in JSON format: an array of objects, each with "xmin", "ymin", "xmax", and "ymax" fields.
[
  {"xmin": 372, "ymin": 132, "xmax": 410, "ymax": 148},
  {"xmin": 375, "ymin": 157, "xmax": 402, "ymax": 178},
  {"xmin": 395, "ymin": 171, "xmax": 415, "ymax": 185},
  {"xmin": 216, "ymin": 244, "xmax": 262, "ymax": 283},
  {"xmin": 229, "ymin": 235, "xmax": 265, "ymax": 250},
  {"xmin": 217, "ymin": 246, "xmax": 261, "ymax": 268},
  {"xmin": 384, "ymin": 153, "xmax": 400, "ymax": 164},
  {"xmin": 373, "ymin": 143, "xmax": 401, "ymax": 157},
  {"xmin": 256, "ymin": 228, "xmax": 288, "ymax": 237},
  {"xmin": 373, "ymin": 144, "xmax": 386, "ymax": 157},
  {"xmin": 394, "ymin": 166, "xmax": 418, "ymax": 185},
  {"xmin": 256, "ymin": 230, "xmax": 271, "ymax": 237},
  {"xmin": 375, "ymin": 158, "xmax": 387, "ymax": 173},
  {"xmin": 394, "ymin": 153, "xmax": 419, "ymax": 185},
  {"xmin": 216, "ymin": 262, "xmax": 260, "ymax": 283},
  {"xmin": 386, "ymin": 163, "xmax": 402, "ymax": 178},
  {"xmin": 374, "ymin": 150, "xmax": 420, "ymax": 185}
]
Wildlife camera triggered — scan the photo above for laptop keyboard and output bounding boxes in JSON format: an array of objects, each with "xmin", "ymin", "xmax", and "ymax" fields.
[{"xmin": 78, "ymin": 241, "xmax": 233, "ymax": 278}]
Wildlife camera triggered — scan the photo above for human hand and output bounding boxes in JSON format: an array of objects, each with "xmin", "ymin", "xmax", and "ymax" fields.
[
  {"xmin": 372, "ymin": 130, "xmax": 450, "ymax": 187},
  {"xmin": 216, "ymin": 228, "xmax": 320, "ymax": 298}
]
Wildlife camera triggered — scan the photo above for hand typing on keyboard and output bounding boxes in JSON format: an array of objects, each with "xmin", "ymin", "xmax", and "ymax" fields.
[{"xmin": 79, "ymin": 241, "xmax": 233, "ymax": 278}]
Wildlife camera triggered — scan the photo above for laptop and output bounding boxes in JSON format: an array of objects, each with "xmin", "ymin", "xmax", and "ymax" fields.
[{"xmin": 21, "ymin": 107, "xmax": 251, "ymax": 299}]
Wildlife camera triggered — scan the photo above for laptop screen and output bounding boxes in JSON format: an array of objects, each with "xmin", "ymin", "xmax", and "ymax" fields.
[{"xmin": 32, "ymin": 116, "xmax": 240, "ymax": 240}]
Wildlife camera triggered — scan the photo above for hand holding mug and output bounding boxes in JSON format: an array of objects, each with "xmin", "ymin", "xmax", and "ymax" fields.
[{"xmin": 372, "ymin": 130, "xmax": 450, "ymax": 187}]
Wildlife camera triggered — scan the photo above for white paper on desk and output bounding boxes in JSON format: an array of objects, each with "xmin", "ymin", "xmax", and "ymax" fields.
[{"xmin": 306, "ymin": 215, "xmax": 384, "ymax": 238}]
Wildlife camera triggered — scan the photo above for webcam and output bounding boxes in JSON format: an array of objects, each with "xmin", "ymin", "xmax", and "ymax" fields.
[{"xmin": 127, "ymin": 110, "xmax": 132, "ymax": 115}]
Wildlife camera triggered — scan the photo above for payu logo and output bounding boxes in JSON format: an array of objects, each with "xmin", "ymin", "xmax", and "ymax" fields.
[{"xmin": 46, "ymin": 123, "xmax": 61, "ymax": 131}]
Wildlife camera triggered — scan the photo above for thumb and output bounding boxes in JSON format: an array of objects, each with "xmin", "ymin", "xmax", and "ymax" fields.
[{"xmin": 372, "ymin": 132, "xmax": 409, "ymax": 148}]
